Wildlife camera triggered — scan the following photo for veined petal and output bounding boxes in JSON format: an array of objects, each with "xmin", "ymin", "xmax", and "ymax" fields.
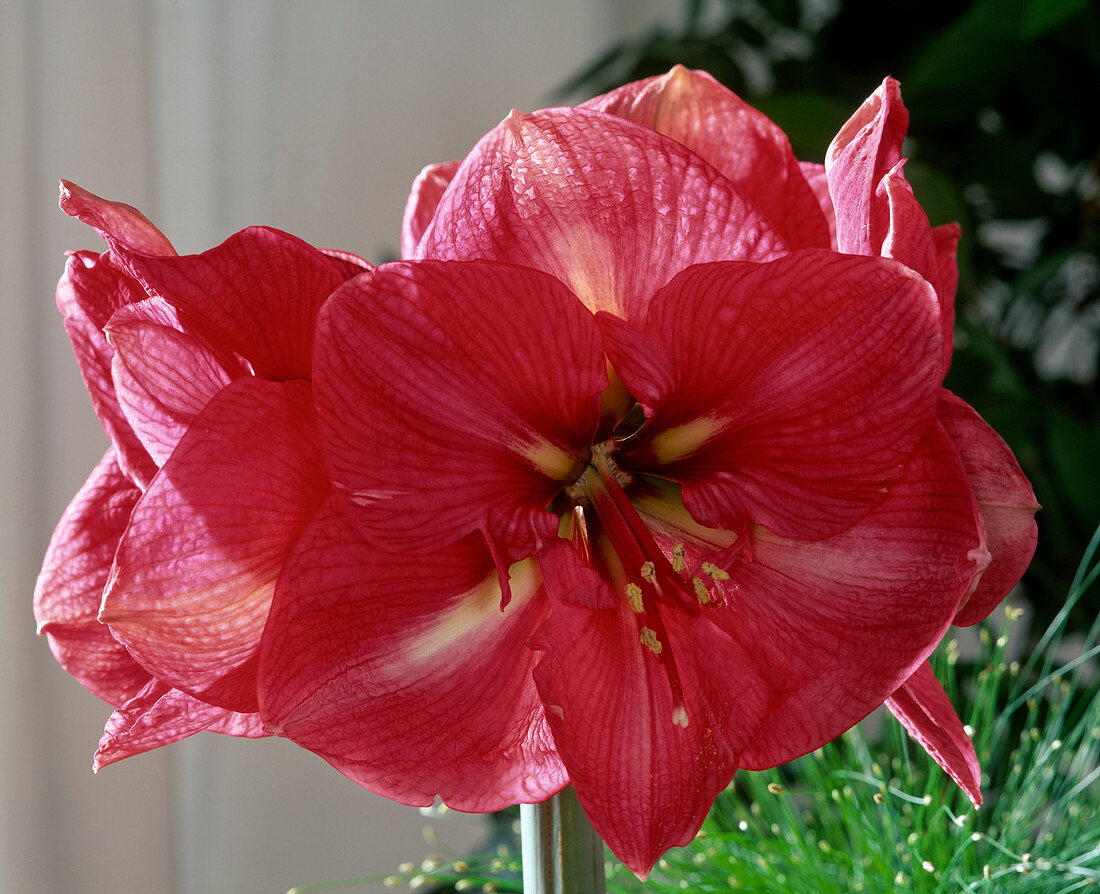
[
  {"xmin": 401, "ymin": 160, "xmax": 459, "ymax": 258},
  {"xmin": 603, "ymin": 250, "xmax": 944, "ymax": 541},
  {"xmin": 101, "ymin": 379, "xmax": 327, "ymax": 713},
  {"xmin": 33, "ymin": 448, "xmax": 149, "ymax": 705},
  {"xmin": 938, "ymin": 391, "xmax": 1039, "ymax": 625},
  {"xmin": 258, "ymin": 497, "xmax": 564, "ymax": 812},
  {"xmin": 530, "ymin": 597, "xmax": 766, "ymax": 878},
  {"xmin": 315, "ymin": 259, "xmax": 603, "ymax": 561},
  {"xmin": 825, "ymin": 77, "xmax": 908, "ymax": 258},
  {"xmin": 108, "ymin": 297, "xmax": 242, "ymax": 467},
  {"xmin": 886, "ymin": 662, "xmax": 982, "ymax": 806},
  {"xmin": 59, "ymin": 180, "xmax": 176, "ymax": 257},
  {"xmin": 584, "ymin": 65, "xmax": 831, "ymax": 250},
  {"xmin": 117, "ymin": 227, "xmax": 357, "ymax": 381},
  {"xmin": 58, "ymin": 251, "xmax": 157, "ymax": 488},
  {"xmin": 95, "ymin": 679, "xmax": 264, "ymax": 771},
  {"xmin": 418, "ymin": 106, "xmax": 787, "ymax": 320},
  {"xmin": 713, "ymin": 423, "xmax": 987, "ymax": 769}
]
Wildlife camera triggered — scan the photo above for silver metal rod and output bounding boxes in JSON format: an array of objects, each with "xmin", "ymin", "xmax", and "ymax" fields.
[{"xmin": 520, "ymin": 787, "xmax": 606, "ymax": 894}]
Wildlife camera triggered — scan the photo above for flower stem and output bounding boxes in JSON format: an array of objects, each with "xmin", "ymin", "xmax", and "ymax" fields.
[{"xmin": 520, "ymin": 787, "xmax": 606, "ymax": 894}]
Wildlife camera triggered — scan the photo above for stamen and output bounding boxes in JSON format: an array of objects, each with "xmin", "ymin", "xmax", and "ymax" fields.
[
  {"xmin": 625, "ymin": 583, "xmax": 645, "ymax": 613},
  {"xmin": 640, "ymin": 627, "xmax": 662, "ymax": 654},
  {"xmin": 692, "ymin": 577, "xmax": 714, "ymax": 606},
  {"xmin": 701, "ymin": 561, "xmax": 729, "ymax": 581},
  {"xmin": 671, "ymin": 542, "xmax": 687, "ymax": 574},
  {"xmin": 639, "ymin": 561, "xmax": 656, "ymax": 584}
]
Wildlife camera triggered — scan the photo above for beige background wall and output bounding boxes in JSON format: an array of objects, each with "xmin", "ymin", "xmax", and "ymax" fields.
[{"xmin": 0, "ymin": 2, "xmax": 668, "ymax": 891}]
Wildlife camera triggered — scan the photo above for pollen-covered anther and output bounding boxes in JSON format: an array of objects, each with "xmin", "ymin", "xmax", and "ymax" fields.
[
  {"xmin": 701, "ymin": 561, "xmax": 729, "ymax": 581},
  {"xmin": 640, "ymin": 626, "xmax": 663, "ymax": 654},
  {"xmin": 639, "ymin": 561, "xmax": 657, "ymax": 584},
  {"xmin": 671, "ymin": 542, "xmax": 687, "ymax": 574},
  {"xmin": 692, "ymin": 577, "xmax": 714, "ymax": 606},
  {"xmin": 625, "ymin": 582, "xmax": 645, "ymax": 613}
]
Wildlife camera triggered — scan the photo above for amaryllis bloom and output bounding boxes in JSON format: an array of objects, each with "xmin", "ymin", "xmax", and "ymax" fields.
[
  {"xmin": 34, "ymin": 182, "xmax": 368, "ymax": 767},
  {"xmin": 255, "ymin": 70, "xmax": 1037, "ymax": 877},
  {"xmin": 37, "ymin": 69, "xmax": 1039, "ymax": 881}
]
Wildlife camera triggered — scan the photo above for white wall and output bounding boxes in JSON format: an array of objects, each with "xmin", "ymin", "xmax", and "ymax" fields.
[{"xmin": 0, "ymin": 2, "xmax": 671, "ymax": 892}]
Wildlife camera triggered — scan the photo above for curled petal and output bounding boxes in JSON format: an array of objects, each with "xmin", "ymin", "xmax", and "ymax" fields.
[
  {"xmin": 259, "ymin": 498, "xmax": 564, "ymax": 812},
  {"xmin": 938, "ymin": 391, "xmax": 1039, "ymax": 625},
  {"xmin": 118, "ymin": 227, "xmax": 357, "ymax": 381},
  {"xmin": 603, "ymin": 250, "xmax": 944, "ymax": 541},
  {"xmin": 584, "ymin": 65, "xmax": 831, "ymax": 250},
  {"xmin": 59, "ymin": 180, "xmax": 176, "ymax": 257},
  {"xmin": 101, "ymin": 379, "xmax": 328, "ymax": 713},
  {"xmin": 95, "ymin": 679, "xmax": 264, "ymax": 771},
  {"xmin": 825, "ymin": 77, "xmax": 908, "ymax": 258},
  {"xmin": 108, "ymin": 298, "xmax": 241, "ymax": 467},
  {"xmin": 401, "ymin": 160, "xmax": 459, "ymax": 258},
  {"xmin": 933, "ymin": 223, "xmax": 962, "ymax": 364},
  {"xmin": 418, "ymin": 107, "xmax": 787, "ymax": 320},
  {"xmin": 530, "ymin": 597, "xmax": 766, "ymax": 878},
  {"xmin": 315, "ymin": 259, "xmax": 603, "ymax": 562},
  {"xmin": 886, "ymin": 662, "xmax": 982, "ymax": 806},
  {"xmin": 58, "ymin": 252, "xmax": 157, "ymax": 488},
  {"xmin": 878, "ymin": 162, "xmax": 954, "ymax": 362},
  {"xmin": 33, "ymin": 448, "xmax": 149, "ymax": 705}
]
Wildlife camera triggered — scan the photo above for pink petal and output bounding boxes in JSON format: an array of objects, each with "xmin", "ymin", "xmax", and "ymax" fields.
[
  {"xmin": 601, "ymin": 250, "xmax": 944, "ymax": 541},
  {"xmin": 118, "ymin": 227, "xmax": 358, "ymax": 381},
  {"xmin": 418, "ymin": 107, "xmax": 787, "ymax": 320},
  {"xmin": 95, "ymin": 679, "xmax": 264, "ymax": 771},
  {"xmin": 703, "ymin": 422, "xmax": 988, "ymax": 769},
  {"xmin": 57, "ymin": 251, "xmax": 157, "ymax": 488},
  {"xmin": 101, "ymin": 379, "xmax": 328, "ymax": 713},
  {"xmin": 107, "ymin": 297, "xmax": 241, "ymax": 467},
  {"xmin": 584, "ymin": 65, "xmax": 831, "ymax": 251},
  {"xmin": 938, "ymin": 391, "xmax": 1039, "ymax": 625},
  {"xmin": 799, "ymin": 161, "xmax": 837, "ymax": 246},
  {"xmin": 878, "ymin": 162, "xmax": 954, "ymax": 363},
  {"xmin": 530, "ymin": 595, "xmax": 766, "ymax": 878},
  {"xmin": 59, "ymin": 180, "xmax": 176, "ymax": 257},
  {"xmin": 258, "ymin": 497, "xmax": 565, "ymax": 812},
  {"xmin": 315, "ymin": 259, "xmax": 602, "ymax": 563},
  {"xmin": 33, "ymin": 448, "xmax": 150, "ymax": 705},
  {"xmin": 885, "ymin": 662, "xmax": 982, "ymax": 806},
  {"xmin": 401, "ymin": 160, "xmax": 459, "ymax": 258},
  {"xmin": 825, "ymin": 77, "xmax": 908, "ymax": 258}
]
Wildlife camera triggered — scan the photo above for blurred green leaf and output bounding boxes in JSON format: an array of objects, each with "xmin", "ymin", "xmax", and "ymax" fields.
[{"xmin": 1021, "ymin": 0, "xmax": 1094, "ymax": 38}]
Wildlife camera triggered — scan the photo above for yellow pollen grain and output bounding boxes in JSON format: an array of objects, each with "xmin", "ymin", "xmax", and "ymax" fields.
[
  {"xmin": 671, "ymin": 543, "xmax": 687, "ymax": 574},
  {"xmin": 701, "ymin": 561, "xmax": 729, "ymax": 581},
  {"xmin": 640, "ymin": 627, "xmax": 663, "ymax": 654},
  {"xmin": 693, "ymin": 577, "xmax": 713, "ymax": 605},
  {"xmin": 625, "ymin": 582, "xmax": 645, "ymax": 614},
  {"xmin": 640, "ymin": 561, "xmax": 656, "ymax": 584}
]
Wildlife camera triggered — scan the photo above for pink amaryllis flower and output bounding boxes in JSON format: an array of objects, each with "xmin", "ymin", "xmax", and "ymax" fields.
[
  {"xmin": 34, "ymin": 182, "xmax": 367, "ymax": 767},
  {"xmin": 257, "ymin": 71, "xmax": 1037, "ymax": 876},
  {"xmin": 399, "ymin": 68, "xmax": 1040, "ymax": 814}
]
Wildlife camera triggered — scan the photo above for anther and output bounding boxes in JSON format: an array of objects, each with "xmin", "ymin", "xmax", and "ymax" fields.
[
  {"xmin": 640, "ymin": 561, "xmax": 656, "ymax": 584},
  {"xmin": 625, "ymin": 582, "xmax": 645, "ymax": 613},
  {"xmin": 671, "ymin": 543, "xmax": 687, "ymax": 574},
  {"xmin": 692, "ymin": 577, "xmax": 713, "ymax": 606},
  {"xmin": 701, "ymin": 561, "xmax": 729, "ymax": 581},
  {"xmin": 640, "ymin": 627, "xmax": 663, "ymax": 654}
]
